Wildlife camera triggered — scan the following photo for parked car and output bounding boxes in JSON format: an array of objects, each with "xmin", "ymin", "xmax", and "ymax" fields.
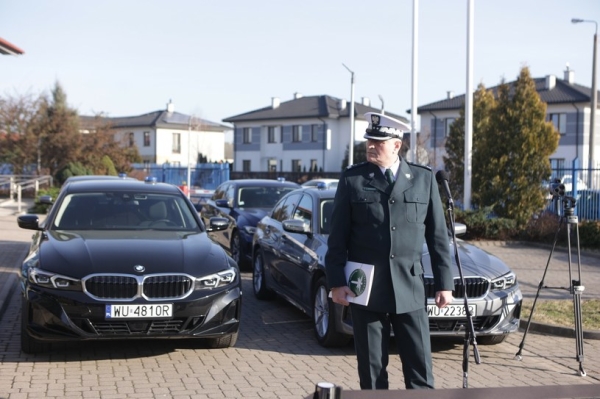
[
  {"xmin": 200, "ymin": 179, "xmax": 300, "ymax": 268},
  {"xmin": 252, "ymin": 187, "xmax": 523, "ymax": 347},
  {"xmin": 17, "ymin": 178, "xmax": 241, "ymax": 353},
  {"xmin": 301, "ymin": 178, "xmax": 339, "ymax": 190}
]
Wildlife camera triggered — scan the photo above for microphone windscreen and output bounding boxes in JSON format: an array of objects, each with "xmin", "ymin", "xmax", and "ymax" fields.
[{"xmin": 436, "ymin": 170, "xmax": 450, "ymax": 183}]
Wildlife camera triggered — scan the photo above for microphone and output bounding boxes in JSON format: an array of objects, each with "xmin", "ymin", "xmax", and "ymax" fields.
[{"xmin": 435, "ymin": 170, "xmax": 453, "ymax": 204}]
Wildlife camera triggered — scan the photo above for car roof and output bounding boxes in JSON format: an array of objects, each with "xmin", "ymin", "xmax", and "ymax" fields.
[
  {"xmin": 225, "ymin": 179, "xmax": 300, "ymax": 188},
  {"xmin": 64, "ymin": 175, "xmax": 136, "ymax": 183},
  {"xmin": 61, "ymin": 179, "xmax": 183, "ymax": 194},
  {"xmin": 293, "ymin": 187, "xmax": 337, "ymax": 200}
]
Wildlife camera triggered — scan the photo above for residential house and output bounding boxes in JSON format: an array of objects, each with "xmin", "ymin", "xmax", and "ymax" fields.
[
  {"xmin": 80, "ymin": 101, "xmax": 232, "ymax": 168},
  {"xmin": 418, "ymin": 66, "xmax": 599, "ymax": 175},
  {"xmin": 223, "ymin": 93, "xmax": 408, "ymax": 173}
]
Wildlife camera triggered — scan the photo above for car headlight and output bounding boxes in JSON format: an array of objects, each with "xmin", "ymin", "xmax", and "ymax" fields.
[
  {"xmin": 28, "ymin": 268, "xmax": 82, "ymax": 291},
  {"xmin": 196, "ymin": 269, "xmax": 237, "ymax": 289},
  {"xmin": 490, "ymin": 272, "xmax": 517, "ymax": 290},
  {"xmin": 242, "ymin": 225, "xmax": 256, "ymax": 235}
]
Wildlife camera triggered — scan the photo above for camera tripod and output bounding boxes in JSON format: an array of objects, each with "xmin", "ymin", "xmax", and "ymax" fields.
[{"xmin": 514, "ymin": 195, "xmax": 586, "ymax": 377}]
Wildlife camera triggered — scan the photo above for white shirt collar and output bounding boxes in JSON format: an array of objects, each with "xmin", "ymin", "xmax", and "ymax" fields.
[{"xmin": 378, "ymin": 157, "xmax": 400, "ymax": 180}]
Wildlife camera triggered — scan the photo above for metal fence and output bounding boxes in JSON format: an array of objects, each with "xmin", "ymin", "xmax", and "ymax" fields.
[
  {"xmin": 0, "ymin": 175, "xmax": 53, "ymax": 213},
  {"xmin": 547, "ymin": 168, "xmax": 600, "ymax": 221}
]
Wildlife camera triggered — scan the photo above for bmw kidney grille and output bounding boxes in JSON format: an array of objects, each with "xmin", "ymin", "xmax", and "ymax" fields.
[{"xmin": 84, "ymin": 274, "xmax": 194, "ymax": 300}]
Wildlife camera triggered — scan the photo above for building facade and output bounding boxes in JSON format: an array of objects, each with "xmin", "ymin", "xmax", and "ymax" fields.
[
  {"xmin": 418, "ymin": 67, "xmax": 600, "ymax": 175},
  {"xmin": 81, "ymin": 101, "xmax": 232, "ymax": 168},
  {"xmin": 223, "ymin": 94, "xmax": 408, "ymax": 173}
]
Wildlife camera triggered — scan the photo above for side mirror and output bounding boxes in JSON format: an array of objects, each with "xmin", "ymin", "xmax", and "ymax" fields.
[
  {"xmin": 39, "ymin": 195, "xmax": 53, "ymax": 204},
  {"xmin": 17, "ymin": 214, "xmax": 43, "ymax": 231},
  {"xmin": 282, "ymin": 219, "xmax": 312, "ymax": 236},
  {"xmin": 215, "ymin": 199, "xmax": 230, "ymax": 208},
  {"xmin": 207, "ymin": 217, "xmax": 229, "ymax": 232},
  {"xmin": 454, "ymin": 223, "xmax": 467, "ymax": 236}
]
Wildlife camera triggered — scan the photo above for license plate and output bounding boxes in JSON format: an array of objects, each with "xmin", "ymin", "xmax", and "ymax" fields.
[
  {"xmin": 105, "ymin": 304, "xmax": 173, "ymax": 319},
  {"xmin": 427, "ymin": 304, "xmax": 476, "ymax": 318}
]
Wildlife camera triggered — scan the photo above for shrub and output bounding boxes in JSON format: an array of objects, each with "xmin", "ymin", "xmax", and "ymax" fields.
[
  {"xmin": 454, "ymin": 207, "xmax": 517, "ymax": 240},
  {"xmin": 28, "ymin": 186, "xmax": 61, "ymax": 214}
]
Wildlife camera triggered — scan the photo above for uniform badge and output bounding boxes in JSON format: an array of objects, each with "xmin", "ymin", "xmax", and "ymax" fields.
[{"xmin": 371, "ymin": 114, "xmax": 380, "ymax": 127}]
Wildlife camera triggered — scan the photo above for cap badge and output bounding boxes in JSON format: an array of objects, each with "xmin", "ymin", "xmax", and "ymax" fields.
[{"xmin": 371, "ymin": 114, "xmax": 380, "ymax": 126}]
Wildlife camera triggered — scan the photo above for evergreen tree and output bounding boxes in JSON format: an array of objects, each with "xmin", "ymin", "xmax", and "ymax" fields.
[
  {"xmin": 479, "ymin": 67, "xmax": 559, "ymax": 226},
  {"xmin": 443, "ymin": 83, "xmax": 496, "ymax": 204}
]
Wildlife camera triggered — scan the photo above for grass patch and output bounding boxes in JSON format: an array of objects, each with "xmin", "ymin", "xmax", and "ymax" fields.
[{"xmin": 521, "ymin": 299, "xmax": 600, "ymax": 330}]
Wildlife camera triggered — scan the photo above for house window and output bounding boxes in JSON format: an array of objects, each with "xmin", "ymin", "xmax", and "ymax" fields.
[
  {"xmin": 243, "ymin": 128, "xmax": 252, "ymax": 144},
  {"xmin": 310, "ymin": 159, "xmax": 317, "ymax": 172},
  {"xmin": 268, "ymin": 126, "xmax": 276, "ymax": 143},
  {"xmin": 172, "ymin": 132, "xmax": 181, "ymax": 154},
  {"xmin": 444, "ymin": 118, "xmax": 455, "ymax": 137},
  {"xmin": 292, "ymin": 125, "xmax": 302, "ymax": 142},
  {"xmin": 128, "ymin": 132, "xmax": 135, "ymax": 147},
  {"xmin": 143, "ymin": 160, "xmax": 151, "ymax": 171},
  {"xmin": 143, "ymin": 131, "xmax": 150, "ymax": 146},
  {"xmin": 549, "ymin": 113, "xmax": 566, "ymax": 134},
  {"xmin": 243, "ymin": 160, "xmax": 251, "ymax": 172},
  {"xmin": 268, "ymin": 159, "xmax": 277, "ymax": 172},
  {"xmin": 291, "ymin": 159, "xmax": 302, "ymax": 172},
  {"xmin": 550, "ymin": 158, "xmax": 565, "ymax": 172},
  {"xmin": 311, "ymin": 125, "xmax": 319, "ymax": 142}
]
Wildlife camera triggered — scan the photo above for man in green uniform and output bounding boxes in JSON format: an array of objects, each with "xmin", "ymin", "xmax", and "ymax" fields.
[{"xmin": 325, "ymin": 112, "xmax": 455, "ymax": 390}]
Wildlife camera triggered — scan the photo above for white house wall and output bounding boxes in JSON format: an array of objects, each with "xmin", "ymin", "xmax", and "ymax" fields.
[{"xmin": 233, "ymin": 117, "xmax": 356, "ymax": 173}]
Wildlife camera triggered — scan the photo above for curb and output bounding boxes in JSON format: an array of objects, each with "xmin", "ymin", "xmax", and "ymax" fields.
[{"xmin": 519, "ymin": 319, "xmax": 600, "ymax": 340}]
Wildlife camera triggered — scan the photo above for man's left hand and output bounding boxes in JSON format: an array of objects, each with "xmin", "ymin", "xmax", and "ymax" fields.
[{"xmin": 435, "ymin": 290, "xmax": 453, "ymax": 308}]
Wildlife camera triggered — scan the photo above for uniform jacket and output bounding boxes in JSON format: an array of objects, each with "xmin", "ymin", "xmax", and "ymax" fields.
[{"xmin": 325, "ymin": 159, "xmax": 455, "ymax": 313}]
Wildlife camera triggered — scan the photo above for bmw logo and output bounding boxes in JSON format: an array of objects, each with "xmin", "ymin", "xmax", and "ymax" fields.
[{"xmin": 134, "ymin": 265, "xmax": 145, "ymax": 273}]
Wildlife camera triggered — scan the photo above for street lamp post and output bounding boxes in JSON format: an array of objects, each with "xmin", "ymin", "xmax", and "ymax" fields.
[
  {"xmin": 572, "ymin": 18, "xmax": 598, "ymax": 186},
  {"xmin": 343, "ymin": 63, "xmax": 355, "ymax": 166}
]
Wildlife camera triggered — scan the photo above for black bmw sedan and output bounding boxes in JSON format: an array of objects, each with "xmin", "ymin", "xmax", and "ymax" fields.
[
  {"xmin": 252, "ymin": 186, "xmax": 522, "ymax": 347},
  {"xmin": 17, "ymin": 178, "xmax": 241, "ymax": 353}
]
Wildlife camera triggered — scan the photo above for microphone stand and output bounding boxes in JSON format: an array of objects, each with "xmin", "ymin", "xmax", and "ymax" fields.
[{"xmin": 443, "ymin": 196, "xmax": 481, "ymax": 388}]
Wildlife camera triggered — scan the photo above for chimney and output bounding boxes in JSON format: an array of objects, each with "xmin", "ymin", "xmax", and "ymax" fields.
[
  {"xmin": 293, "ymin": 92, "xmax": 303, "ymax": 99},
  {"xmin": 545, "ymin": 75, "xmax": 556, "ymax": 90},
  {"xmin": 362, "ymin": 97, "xmax": 370, "ymax": 106},
  {"xmin": 564, "ymin": 64, "xmax": 575, "ymax": 84},
  {"xmin": 447, "ymin": 91, "xmax": 454, "ymax": 99},
  {"xmin": 166, "ymin": 100, "xmax": 175, "ymax": 113},
  {"xmin": 338, "ymin": 99, "xmax": 347, "ymax": 110},
  {"xmin": 271, "ymin": 97, "xmax": 280, "ymax": 109}
]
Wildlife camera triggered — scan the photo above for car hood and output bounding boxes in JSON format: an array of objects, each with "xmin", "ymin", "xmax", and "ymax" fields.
[
  {"xmin": 39, "ymin": 230, "xmax": 230, "ymax": 278},
  {"xmin": 423, "ymin": 240, "xmax": 512, "ymax": 279},
  {"xmin": 235, "ymin": 208, "xmax": 269, "ymax": 226}
]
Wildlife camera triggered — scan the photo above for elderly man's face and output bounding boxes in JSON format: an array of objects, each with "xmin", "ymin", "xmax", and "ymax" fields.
[{"xmin": 366, "ymin": 138, "xmax": 401, "ymax": 168}]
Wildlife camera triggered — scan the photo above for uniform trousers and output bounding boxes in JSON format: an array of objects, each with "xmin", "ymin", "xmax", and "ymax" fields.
[{"xmin": 350, "ymin": 305, "xmax": 434, "ymax": 390}]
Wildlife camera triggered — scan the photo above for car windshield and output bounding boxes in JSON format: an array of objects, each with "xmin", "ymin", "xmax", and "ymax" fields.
[
  {"xmin": 52, "ymin": 192, "xmax": 200, "ymax": 231},
  {"xmin": 237, "ymin": 187, "xmax": 297, "ymax": 208}
]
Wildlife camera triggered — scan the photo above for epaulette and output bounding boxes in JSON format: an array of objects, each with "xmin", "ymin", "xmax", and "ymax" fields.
[
  {"xmin": 407, "ymin": 162, "xmax": 432, "ymax": 171},
  {"xmin": 346, "ymin": 161, "xmax": 369, "ymax": 170}
]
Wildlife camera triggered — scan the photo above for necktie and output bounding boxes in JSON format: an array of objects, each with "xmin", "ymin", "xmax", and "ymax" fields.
[{"xmin": 385, "ymin": 169, "xmax": 395, "ymax": 186}]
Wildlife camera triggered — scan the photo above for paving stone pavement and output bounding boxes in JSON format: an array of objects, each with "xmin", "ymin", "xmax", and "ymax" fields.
[{"xmin": 0, "ymin": 199, "xmax": 599, "ymax": 398}]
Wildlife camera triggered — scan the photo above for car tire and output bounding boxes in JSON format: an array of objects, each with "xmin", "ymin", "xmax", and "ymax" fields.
[
  {"xmin": 477, "ymin": 334, "xmax": 507, "ymax": 345},
  {"xmin": 21, "ymin": 298, "xmax": 50, "ymax": 354},
  {"xmin": 313, "ymin": 277, "xmax": 352, "ymax": 347},
  {"xmin": 253, "ymin": 251, "xmax": 275, "ymax": 300},
  {"xmin": 207, "ymin": 331, "xmax": 239, "ymax": 348},
  {"xmin": 230, "ymin": 231, "xmax": 247, "ymax": 269}
]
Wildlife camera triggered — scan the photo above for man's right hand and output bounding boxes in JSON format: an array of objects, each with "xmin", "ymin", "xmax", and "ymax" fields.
[{"xmin": 330, "ymin": 286, "xmax": 355, "ymax": 306}]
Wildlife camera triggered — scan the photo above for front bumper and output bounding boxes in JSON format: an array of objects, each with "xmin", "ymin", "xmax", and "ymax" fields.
[
  {"xmin": 22, "ymin": 285, "xmax": 242, "ymax": 342},
  {"xmin": 336, "ymin": 285, "xmax": 523, "ymax": 338}
]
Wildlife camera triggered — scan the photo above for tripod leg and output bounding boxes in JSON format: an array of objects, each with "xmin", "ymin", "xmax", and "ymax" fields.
[
  {"xmin": 515, "ymin": 217, "xmax": 564, "ymax": 360},
  {"xmin": 573, "ymin": 284, "xmax": 586, "ymax": 376}
]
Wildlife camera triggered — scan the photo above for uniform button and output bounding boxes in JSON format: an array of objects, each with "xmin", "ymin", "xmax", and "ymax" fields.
[
  {"xmin": 390, "ymin": 199, "xmax": 395, "ymax": 204},
  {"xmin": 390, "ymin": 255, "xmax": 395, "ymax": 259},
  {"xmin": 391, "ymin": 226, "xmax": 396, "ymax": 231}
]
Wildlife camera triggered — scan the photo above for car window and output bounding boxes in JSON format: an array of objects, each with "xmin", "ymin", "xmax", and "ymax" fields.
[
  {"xmin": 212, "ymin": 184, "xmax": 228, "ymax": 200},
  {"xmin": 320, "ymin": 199, "xmax": 334, "ymax": 234},
  {"xmin": 271, "ymin": 193, "xmax": 302, "ymax": 222},
  {"xmin": 293, "ymin": 194, "xmax": 312, "ymax": 228},
  {"xmin": 53, "ymin": 192, "xmax": 200, "ymax": 231},
  {"xmin": 237, "ymin": 186, "xmax": 298, "ymax": 208}
]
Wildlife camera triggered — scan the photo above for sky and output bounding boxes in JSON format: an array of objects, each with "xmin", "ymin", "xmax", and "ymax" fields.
[{"xmin": 1, "ymin": 0, "xmax": 599, "ymax": 141}]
